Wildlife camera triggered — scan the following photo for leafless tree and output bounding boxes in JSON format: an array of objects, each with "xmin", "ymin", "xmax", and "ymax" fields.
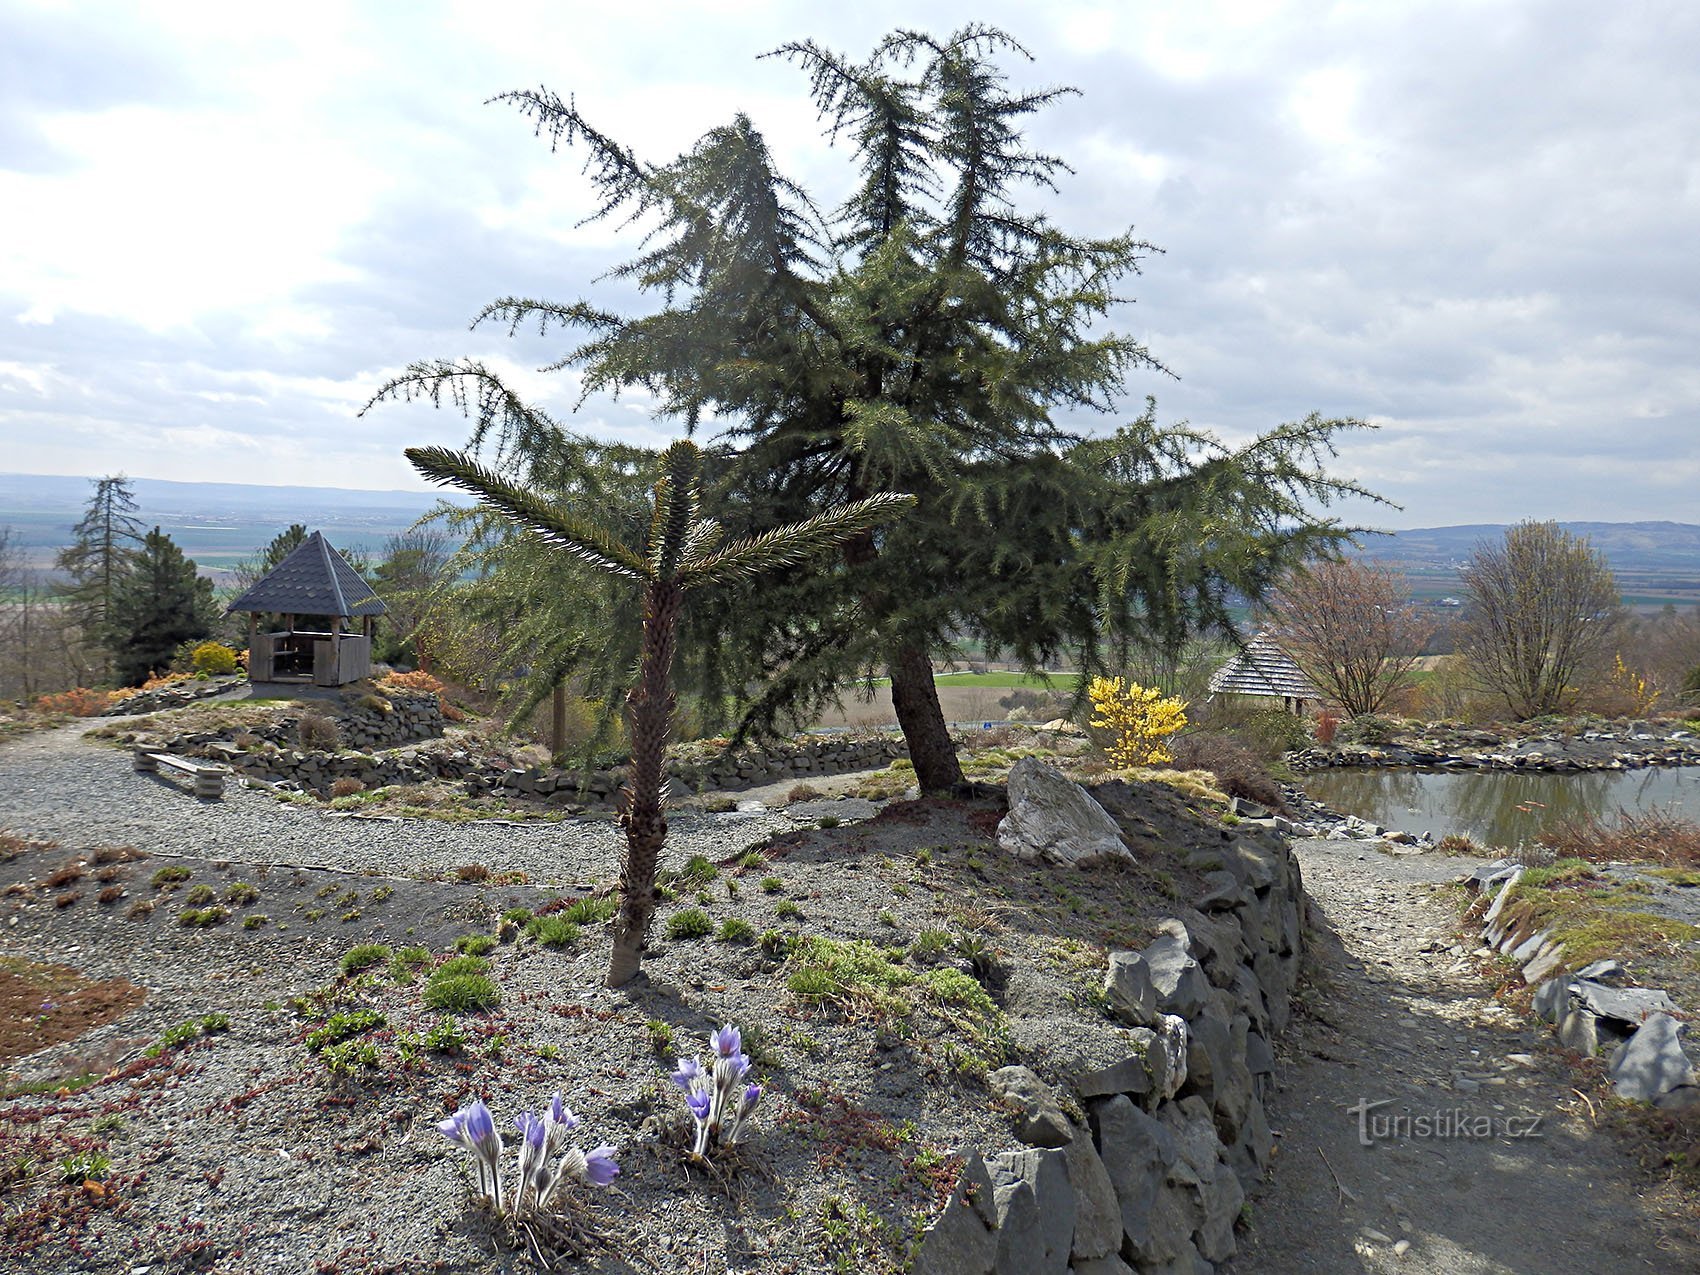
[
  {"xmin": 1622, "ymin": 606, "xmax": 1700, "ymax": 704},
  {"xmin": 0, "ymin": 526, "xmax": 98, "ymax": 702},
  {"xmin": 1265, "ymin": 558, "xmax": 1433, "ymax": 717},
  {"xmin": 1459, "ymin": 521, "xmax": 1621, "ymax": 719}
]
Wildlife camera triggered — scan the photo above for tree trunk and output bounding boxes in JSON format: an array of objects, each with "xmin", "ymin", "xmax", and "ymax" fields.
[
  {"xmin": 551, "ymin": 680, "xmax": 568, "ymax": 758},
  {"xmin": 888, "ymin": 639, "xmax": 964, "ymax": 795},
  {"xmin": 606, "ymin": 580, "xmax": 682, "ymax": 988}
]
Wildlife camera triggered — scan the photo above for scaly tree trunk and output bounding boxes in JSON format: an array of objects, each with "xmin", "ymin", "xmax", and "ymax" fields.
[
  {"xmin": 606, "ymin": 580, "xmax": 682, "ymax": 987},
  {"xmin": 888, "ymin": 639, "xmax": 964, "ymax": 795}
]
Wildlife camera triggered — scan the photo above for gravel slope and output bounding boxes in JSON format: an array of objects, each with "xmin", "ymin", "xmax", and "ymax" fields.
[{"xmin": 0, "ymin": 722, "xmax": 806, "ymax": 885}]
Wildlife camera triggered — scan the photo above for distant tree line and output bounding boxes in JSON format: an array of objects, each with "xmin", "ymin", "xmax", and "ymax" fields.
[
  {"xmin": 1261, "ymin": 521, "xmax": 1700, "ymax": 722},
  {"xmin": 0, "ymin": 476, "xmax": 454, "ymax": 703}
]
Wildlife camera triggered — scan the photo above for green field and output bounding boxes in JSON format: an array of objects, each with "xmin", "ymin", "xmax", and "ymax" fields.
[{"xmin": 867, "ymin": 670, "xmax": 1081, "ymax": 689}]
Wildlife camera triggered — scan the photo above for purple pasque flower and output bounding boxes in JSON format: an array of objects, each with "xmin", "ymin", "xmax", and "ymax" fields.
[
  {"xmin": 711, "ymin": 1023, "xmax": 742, "ymax": 1058},
  {"xmin": 514, "ymin": 1111, "xmax": 546, "ymax": 1148},
  {"xmin": 670, "ymin": 1057, "xmax": 704, "ymax": 1091},
  {"xmin": 582, "ymin": 1145, "xmax": 620, "ymax": 1188},
  {"xmin": 441, "ymin": 1099, "xmax": 504, "ymax": 1209},
  {"xmin": 463, "ymin": 1099, "xmax": 501, "ymax": 1161},
  {"xmin": 727, "ymin": 1084, "xmax": 762, "ymax": 1144},
  {"xmin": 549, "ymin": 1091, "xmax": 579, "ymax": 1131},
  {"xmin": 685, "ymin": 1090, "xmax": 712, "ymax": 1122},
  {"xmin": 511, "ymin": 1111, "xmax": 545, "ymax": 1206},
  {"xmin": 436, "ymin": 1109, "xmax": 472, "ymax": 1149}
]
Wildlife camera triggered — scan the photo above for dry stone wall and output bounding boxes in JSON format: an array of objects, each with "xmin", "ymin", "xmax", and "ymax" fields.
[
  {"xmin": 152, "ymin": 713, "xmax": 904, "ymax": 804},
  {"xmin": 914, "ymin": 806, "xmax": 1306, "ymax": 1274}
]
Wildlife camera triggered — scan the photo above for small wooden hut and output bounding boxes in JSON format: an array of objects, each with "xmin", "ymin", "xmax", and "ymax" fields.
[
  {"xmin": 1207, "ymin": 634, "xmax": 1320, "ymax": 714},
  {"xmin": 227, "ymin": 532, "xmax": 386, "ymax": 686}
]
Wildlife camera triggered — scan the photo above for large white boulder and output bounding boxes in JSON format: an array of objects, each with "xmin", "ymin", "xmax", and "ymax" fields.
[{"xmin": 997, "ymin": 757, "xmax": 1132, "ymax": 867}]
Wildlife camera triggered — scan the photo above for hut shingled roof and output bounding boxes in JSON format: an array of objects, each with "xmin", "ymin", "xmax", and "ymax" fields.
[
  {"xmin": 1207, "ymin": 634, "xmax": 1318, "ymax": 701},
  {"xmin": 226, "ymin": 531, "xmax": 386, "ymax": 619}
]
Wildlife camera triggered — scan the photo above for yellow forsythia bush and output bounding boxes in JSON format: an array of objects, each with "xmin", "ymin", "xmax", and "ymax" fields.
[
  {"xmin": 1088, "ymin": 676, "xmax": 1188, "ymax": 766},
  {"xmin": 190, "ymin": 642, "xmax": 240, "ymax": 675}
]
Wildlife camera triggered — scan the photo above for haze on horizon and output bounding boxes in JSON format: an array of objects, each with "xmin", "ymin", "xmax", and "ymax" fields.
[{"xmin": 1, "ymin": 1, "xmax": 1696, "ymax": 530}]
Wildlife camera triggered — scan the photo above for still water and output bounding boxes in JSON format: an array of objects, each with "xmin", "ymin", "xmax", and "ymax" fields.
[{"xmin": 1299, "ymin": 766, "xmax": 1700, "ymax": 849}]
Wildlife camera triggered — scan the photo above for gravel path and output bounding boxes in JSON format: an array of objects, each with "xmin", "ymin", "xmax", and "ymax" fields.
[
  {"xmin": 0, "ymin": 723, "xmax": 813, "ymax": 885},
  {"xmin": 1232, "ymin": 837, "xmax": 1700, "ymax": 1273}
]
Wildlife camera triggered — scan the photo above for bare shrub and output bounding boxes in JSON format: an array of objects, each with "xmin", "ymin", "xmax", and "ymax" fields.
[
  {"xmin": 330, "ymin": 778, "xmax": 365, "ymax": 799},
  {"xmin": 92, "ymin": 844, "xmax": 147, "ymax": 865},
  {"xmin": 1266, "ymin": 559, "xmax": 1433, "ymax": 717},
  {"xmin": 1165, "ymin": 733, "xmax": 1285, "ymax": 811},
  {"xmin": 787, "ymin": 783, "xmax": 823, "ymax": 803},
  {"xmin": 1537, "ymin": 810, "xmax": 1700, "ymax": 869},
  {"xmin": 297, "ymin": 713, "xmax": 342, "ymax": 751}
]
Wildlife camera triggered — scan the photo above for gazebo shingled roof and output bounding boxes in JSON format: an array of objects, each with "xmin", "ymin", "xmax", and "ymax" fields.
[
  {"xmin": 226, "ymin": 531, "xmax": 386, "ymax": 619},
  {"xmin": 1207, "ymin": 633, "xmax": 1319, "ymax": 702}
]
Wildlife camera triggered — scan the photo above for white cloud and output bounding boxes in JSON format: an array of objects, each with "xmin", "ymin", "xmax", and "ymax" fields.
[{"xmin": 0, "ymin": 0, "xmax": 1696, "ymax": 524}]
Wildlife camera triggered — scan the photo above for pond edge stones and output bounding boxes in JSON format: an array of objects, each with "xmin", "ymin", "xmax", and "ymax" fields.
[
  {"xmin": 915, "ymin": 792, "xmax": 1304, "ymax": 1273},
  {"xmin": 1464, "ymin": 865, "xmax": 1700, "ymax": 1106}
]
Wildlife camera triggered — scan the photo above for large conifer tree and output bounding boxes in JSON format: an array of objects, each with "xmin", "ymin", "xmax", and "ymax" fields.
[
  {"xmin": 108, "ymin": 528, "xmax": 219, "ymax": 686},
  {"xmin": 55, "ymin": 474, "xmax": 144, "ymax": 680},
  {"xmin": 373, "ymin": 27, "xmax": 1378, "ymax": 792}
]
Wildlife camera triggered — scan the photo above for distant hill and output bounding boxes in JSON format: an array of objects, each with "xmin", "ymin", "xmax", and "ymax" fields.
[
  {"xmin": 1358, "ymin": 521, "xmax": 1700, "ymax": 573},
  {"xmin": 1353, "ymin": 521, "xmax": 1700, "ymax": 611},
  {"xmin": 0, "ymin": 472, "xmax": 467, "ymax": 575}
]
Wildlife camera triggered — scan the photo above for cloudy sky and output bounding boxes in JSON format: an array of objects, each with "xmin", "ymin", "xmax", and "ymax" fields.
[{"xmin": 1, "ymin": 0, "xmax": 1696, "ymax": 528}]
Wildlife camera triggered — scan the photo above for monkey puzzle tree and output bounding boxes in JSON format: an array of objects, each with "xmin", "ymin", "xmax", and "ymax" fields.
[
  {"xmin": 377, "ymin": 25, "xmax": 1375, "ymax": 794},
  {"xmin": 406, "ymin": 438, "xmax": 909, "ymax": 986}
]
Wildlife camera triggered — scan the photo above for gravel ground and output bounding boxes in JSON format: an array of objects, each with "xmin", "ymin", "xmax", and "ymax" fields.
[
  {"xmin": 4, "ymin": 722, "xmax": 1225, "ymax": 1274},
  {"xmin": 0, "ymin": 722, "xmax": 818, "ymax": 885},
  {"xmin": 1232, "ymin": 837, "xmax": 1700, "ymax": 1273}
]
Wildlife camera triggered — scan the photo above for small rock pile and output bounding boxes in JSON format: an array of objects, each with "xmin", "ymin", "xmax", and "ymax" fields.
[
  {"xmin": 99, "ymin": 675, "xmax": 245, "ymax": 716},
  {"xmin": 917, "ymin": 760, "xmax": 1306, "ymax": 1274},
  {"xmin": 1292, "ymin": 721, "xmax": 1700, "ymax": 775},
  {"xmin": 1466, "ymin": 863, "xmax": 1698, "ymax": 1108}
]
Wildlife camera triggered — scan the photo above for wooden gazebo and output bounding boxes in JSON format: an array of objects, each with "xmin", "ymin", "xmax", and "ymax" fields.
[
  {"xmin": 227, "ymin": 532, "xmax": 386, "ymax": 686},
  {"xmin": 1207, "ymin": 634, "xmax": 1320, "ymax": 714}
]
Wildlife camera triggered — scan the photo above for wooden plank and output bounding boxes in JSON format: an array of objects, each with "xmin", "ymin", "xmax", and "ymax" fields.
[{"xmin": 313, "ymin": 639, "xmax": 337, "ymax": 686}]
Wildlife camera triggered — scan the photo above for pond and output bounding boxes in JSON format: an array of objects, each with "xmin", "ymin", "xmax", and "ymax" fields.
[{"xmin": 1299, "ymin": 765, "xmax": 1700, "ymax": 849}]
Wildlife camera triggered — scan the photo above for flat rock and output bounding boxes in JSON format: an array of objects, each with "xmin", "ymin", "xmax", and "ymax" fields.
[
  {"xmin": 1610, "ymin": 1014, "xmax": 1696, "ymax": 1102},
  {"xmin": 1575, "ymin": 958, "xmax": 1629, "ymax": 985},
  {"xmin": 1105, "ymin": 950, "xmax": 1159, "ymax": 1027},
  {"xmin": 1522, "ymin": 944, "xmax": 1567, "ymax": 986},
  {"xmin": 991, "ymin": 1148, "xmax": 1073, "ymax": 1274},
  {"xmin": 1482, "ymin": 869, "xmax": 1522, "ymax": 924},
  {"xmin": 1091, "ymin": 1094, "xmax": 1179, "ymax": 1250},
  {"xmin": 1143, "ymin": 921, "xmax": 1210, "ymax": 1020},
  {"xmin": 1572, "ymin": 981, "xmax": 1679, "ymax": 1026},
  {"xmin": 989, "ymin": 1173, "xmax": 1045, "ymax": 1274},
  {"xmin": 997, "ymin": 757, "xmax": 1131, "ymax": 867},
  {"xmin": 1011, "ymin": 1016, "xmax": 1163, "ymax": 1101},
  {"xmin": 1531, "ymin": 978, "xmax": 1572, "ymax": 1024},
  {"xmin": 1064, "ymin": 1129, "xmax": 1123, "ymax": 1259},
  {"xmin": 988, "ymin": 1065, "xmax": 1074, "ymax": 1149},
  {"xmin": 1557, "ymin": 1008, "xmax": 1599, "ymax": 1056}
]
